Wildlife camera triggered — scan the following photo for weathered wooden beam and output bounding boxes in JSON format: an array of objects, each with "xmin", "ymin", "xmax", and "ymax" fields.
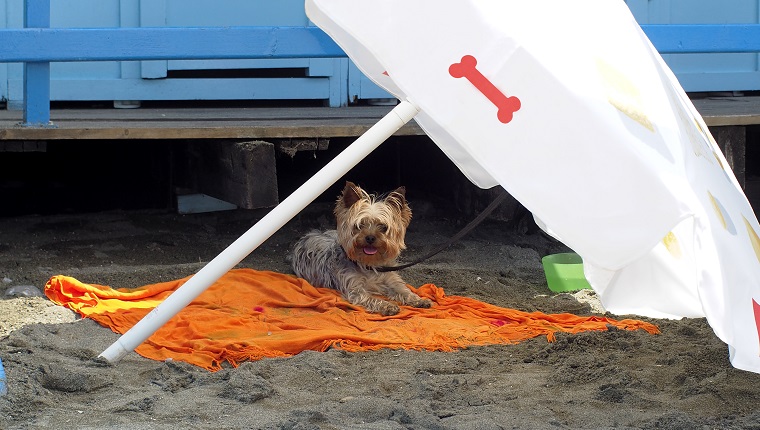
[
  {"xmin": 710, "ymin": 126, "xmax": 746, "ymax": 187},
  {"xmin": 276, "ymin": 138, "xmax": 330, "ymax": 157},
  {"xmin": 0, "ymin": 106, "xmax": 426, "ymax": 140},
  {"xmin": 188, "ymin": 140, "xmax": 280, "ymax": 210}
]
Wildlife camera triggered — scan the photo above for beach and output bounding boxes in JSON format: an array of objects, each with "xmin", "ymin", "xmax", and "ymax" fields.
[{"xmin": 1, "ymin": 202, "xmax": 759, "ymax": 429}]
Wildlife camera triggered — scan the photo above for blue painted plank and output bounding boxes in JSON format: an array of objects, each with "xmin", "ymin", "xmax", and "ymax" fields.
[
  {"xmin": 22, "ymin": 62, "xmax": 51, "ymax": 125},
  {"xmin": 641, "ymin": 24, "xmax": 760, "ymax": 53},
  {"xmin": 167, "ymin": 58, "xmax": 312, "ymax": 70},
  {"xmin": 9, "ymin": 77, "xmax": 333, "ymax": 101},
  {"xmin": 24, "ymin": 0, "xmax": 49, "ymax": 28},
  {"xmin": 0, "ymin": 26, "xmax": 345, "ymax": 62},
  {"xmin": 22, "ymin": 0, "xmax": 51, "ymax": 126},
  {"xmin": 669, "ymin": 70, "xmax": 760, "ymax": 92},
  {"xmin": 1, "ymin": 24, "xmax": 759, "ymax": 64},
  {"xmin": 164, "ymin": 0, "xmax": 309, "ymax": 27},
  {"xmin": 139, "ymin": 0, "xmax": 169, "ymax": 79}
]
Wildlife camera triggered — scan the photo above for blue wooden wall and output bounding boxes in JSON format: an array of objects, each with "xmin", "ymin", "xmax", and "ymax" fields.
[
  {"xmin": 626, "ymin": 0, "xmax": 760, "ymax": 93},
  {"xmin": 0, "ymin": 0, "xmax": 348, "ymax": 108},
  {"xmin": 1, "ymin": 0, "xmax": 758, "ymax": 109}
]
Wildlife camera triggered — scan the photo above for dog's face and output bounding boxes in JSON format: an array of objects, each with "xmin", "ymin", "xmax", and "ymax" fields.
[{"xmin": 334, "ymin": 181, "xmax": 412, "ymax": 267}]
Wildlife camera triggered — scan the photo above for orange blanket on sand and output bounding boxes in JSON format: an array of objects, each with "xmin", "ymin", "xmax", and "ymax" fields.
[{"xmin": 45, "ymin": 269, "xmax": 659, "ymax": 371}]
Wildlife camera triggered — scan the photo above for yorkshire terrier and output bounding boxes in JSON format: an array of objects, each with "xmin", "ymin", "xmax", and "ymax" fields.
[{"xmin": 290, "ymin": 181, "xmax": 433, "ymax": 315}]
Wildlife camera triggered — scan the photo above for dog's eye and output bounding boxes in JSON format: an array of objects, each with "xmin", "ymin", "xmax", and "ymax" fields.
[{"xmin": 377, "ymin": 224, "xmax": 387, "ymax": 233}]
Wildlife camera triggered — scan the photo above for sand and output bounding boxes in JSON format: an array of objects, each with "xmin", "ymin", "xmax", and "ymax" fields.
[{"xmin": 1, "ymin": 204, "xmax": 759, "ymax": 429}]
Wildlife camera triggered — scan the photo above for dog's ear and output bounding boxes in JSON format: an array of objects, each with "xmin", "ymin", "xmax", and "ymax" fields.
[
  {"xmin": 387, "ymin": 186, "xmax": 412, "ymax": 225},
  {"xmin": 340, "ymin": 181, "xmax": 362, "ymax": 208},
  {"xmin": 390, "ymin": 186, "xmax": 406, "ymax": 199},
  {"xmin": 387, "ymin": 186, "xmax": 407, "ymax": 207}
]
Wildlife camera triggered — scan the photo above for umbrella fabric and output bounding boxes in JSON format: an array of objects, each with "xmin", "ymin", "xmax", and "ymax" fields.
[
  {"xmin": 44, "ymin": 269, "xmax": 658, "ymax": 371},
  {"xmin": 306, "ymin": 0, "xmax": 760, "ymax": 373}
]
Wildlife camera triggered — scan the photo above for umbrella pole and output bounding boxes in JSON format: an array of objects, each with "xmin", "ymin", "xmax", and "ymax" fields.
[{"xmin": 99, "ymin": 99, "xmax": 420, "ymax": 364}]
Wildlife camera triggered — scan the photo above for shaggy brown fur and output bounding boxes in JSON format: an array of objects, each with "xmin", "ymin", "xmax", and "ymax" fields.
[{"xmin": 290, "ymin": 181, "xmax": 432, "ymax": 315}]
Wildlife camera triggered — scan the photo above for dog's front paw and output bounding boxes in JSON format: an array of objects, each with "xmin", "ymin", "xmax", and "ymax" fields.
[
  {"xmin": 411, "ymin": 298, "xmax": 433, "ymax": 309},
  {"xmin": 375, "ymin": 301, "xmax": 401, "ymax": 316}
]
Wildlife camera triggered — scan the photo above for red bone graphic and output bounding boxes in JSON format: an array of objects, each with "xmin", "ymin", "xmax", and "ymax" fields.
[{"xmin": 449, "ymin": 55, "xmax": 521, "ymax": 124}]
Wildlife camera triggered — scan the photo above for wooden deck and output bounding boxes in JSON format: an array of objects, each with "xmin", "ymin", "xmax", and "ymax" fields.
[
  {"xmin": 0, "ymin": 105, "xmax": 428, "ymax": 141},
  {"xmin": 0, "ymin": 96, "xmax": 757, "ymax": 141},
  {"xmin": 691, "ymin": 96, "xmax": 760, "ymax": 127},
  {"xmin": 0, "ymin": 105, "xmax": 425, "ymax": 141}
]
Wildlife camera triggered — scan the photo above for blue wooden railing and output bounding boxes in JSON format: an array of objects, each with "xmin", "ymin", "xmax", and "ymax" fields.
[
  {"xmin": 2, "ymin": 0, "xmax": 760, "ymax": 128},
  {"xmin": 4, "ymin": 25, "xmax": 344, "ymax": 126}
]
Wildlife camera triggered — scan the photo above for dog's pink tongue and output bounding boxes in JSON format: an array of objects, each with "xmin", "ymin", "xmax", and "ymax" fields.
[{"xmin": 363, "ymin": 246, "xmax": 378, "ymax": 255}]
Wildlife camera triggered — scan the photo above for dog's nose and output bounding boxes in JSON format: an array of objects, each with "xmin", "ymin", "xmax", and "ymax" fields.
[{"xmin": 365, "ymin": 235, "xmax": 376, "ymax": 244}]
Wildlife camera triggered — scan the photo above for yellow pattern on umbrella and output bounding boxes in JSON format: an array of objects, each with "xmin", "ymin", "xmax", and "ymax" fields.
[
  {"xmin": 662, "ymin": 231, "xmax": 682, "ymax": 259},
  {"xmin": 596, "ymin": 58, "xmax": 654, "ymax": 132},
  {"xmin": 743, "ymin": 216, "xmax": 760, "ymax": 264}
]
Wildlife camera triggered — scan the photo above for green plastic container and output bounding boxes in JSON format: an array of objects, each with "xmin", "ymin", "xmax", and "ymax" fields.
[{"xmin": 541, "ymin": 253, "xmax": 592, "ymax": 293}]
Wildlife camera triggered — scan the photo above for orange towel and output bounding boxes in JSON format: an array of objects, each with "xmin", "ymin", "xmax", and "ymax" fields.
[{"xmin": 45, "ymin": 269, "xmax": 659, "ymax": 371}]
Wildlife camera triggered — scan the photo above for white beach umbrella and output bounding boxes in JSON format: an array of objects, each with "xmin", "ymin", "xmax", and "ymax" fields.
[{"xmin": 305, "ymin": 0, "xmax": 760, "ymax": 373}]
